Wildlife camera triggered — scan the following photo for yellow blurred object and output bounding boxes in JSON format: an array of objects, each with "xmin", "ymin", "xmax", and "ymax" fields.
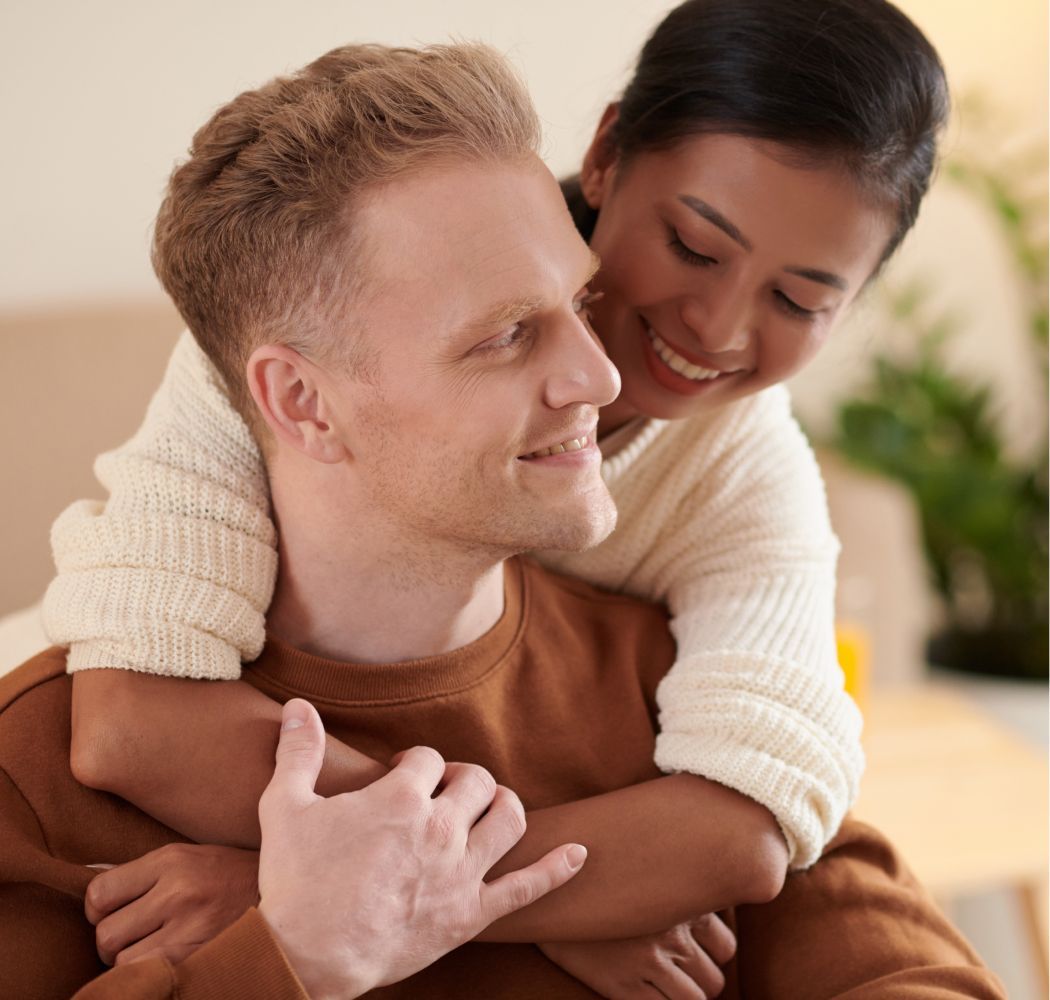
[{"xmin": 836, "ymin": 622, "xmax": 871, "ymax": 712}]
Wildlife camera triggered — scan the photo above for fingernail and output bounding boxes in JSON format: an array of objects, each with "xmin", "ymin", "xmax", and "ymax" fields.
[
  {"xmin": 566, "ymin": 844, "xmax": 587, "ymax": 870},
  {"xmin": 281, "ymin": 700, "xmax": 308, "ymax": 731}
]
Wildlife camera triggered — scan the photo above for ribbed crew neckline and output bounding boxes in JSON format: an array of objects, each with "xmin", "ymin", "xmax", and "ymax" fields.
[
  {"xmin": 600, "ymin": 418, "xmax": 668, "ymax": 484},
  {"xmin": 248, "ymin": 558, "xmax": 527, "ymax": 706}
]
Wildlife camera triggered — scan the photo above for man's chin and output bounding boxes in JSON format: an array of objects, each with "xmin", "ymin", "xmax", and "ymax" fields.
[{"xmin": 531, "ymin": 498, "xmax": 618, "ymax": 554}]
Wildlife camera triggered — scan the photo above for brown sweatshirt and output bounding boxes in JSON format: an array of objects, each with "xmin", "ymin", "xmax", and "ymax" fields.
[{"xmin": 0, "ymin": 558, "xmax": 1003, "ymax": 998}]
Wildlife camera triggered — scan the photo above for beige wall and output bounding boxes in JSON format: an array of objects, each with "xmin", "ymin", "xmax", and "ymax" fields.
[{"xmin": 2, "ymin": 1, "xmax": 1045, "ymax": 309}]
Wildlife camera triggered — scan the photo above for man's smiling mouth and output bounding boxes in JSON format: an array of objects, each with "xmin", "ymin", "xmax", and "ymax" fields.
[
  {"xmin": 519, "ymin": 428, "xmax": 597, "ymax": 460},
  {"xmin": 521, "ymin": 434, "xmax": 591, "ymax": 459}
]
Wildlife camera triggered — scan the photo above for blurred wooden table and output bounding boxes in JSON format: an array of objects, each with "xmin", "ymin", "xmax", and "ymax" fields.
[{"xmin": 853, "ymin": 684, "xmax": 1049, "ymax": 995}]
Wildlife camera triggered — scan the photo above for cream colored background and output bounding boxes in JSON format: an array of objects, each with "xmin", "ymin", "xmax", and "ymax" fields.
[
  {"xmin": 0, "ymin": 3, "xmax": 1046, "ymax": 995},
  {"xmin": 2, "ymin": 0, "xmax": 1046, "ymax": 308}
]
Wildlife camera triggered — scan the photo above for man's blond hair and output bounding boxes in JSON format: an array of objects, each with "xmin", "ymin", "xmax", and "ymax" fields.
[{"xmin": 152, "ymin": 43, "xmax": 541, "ymax": 426}]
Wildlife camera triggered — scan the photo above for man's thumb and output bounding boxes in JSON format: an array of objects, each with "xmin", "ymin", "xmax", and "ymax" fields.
[{"xmin": 269, "ymin": 698, "xmax": 326, "ymax": 805}]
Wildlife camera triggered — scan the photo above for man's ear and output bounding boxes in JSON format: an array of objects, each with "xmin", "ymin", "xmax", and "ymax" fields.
[
  {"xmin": 580, "ymin": 103, "xmax": 622, "ymax": 210},
  {"xmin": 246, "ymin": 344, "xmax": 348, "ymax": 464}
]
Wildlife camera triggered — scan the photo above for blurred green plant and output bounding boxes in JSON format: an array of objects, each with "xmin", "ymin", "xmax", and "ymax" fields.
[{"xmin": 829, "ymin": 143, "xmax": 1048, "ymax": 680}]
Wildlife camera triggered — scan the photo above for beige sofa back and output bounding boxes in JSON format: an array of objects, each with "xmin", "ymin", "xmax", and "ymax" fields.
[{"xmin": 1, "ymin": 301, "xmax": 182, "ymax": 616}]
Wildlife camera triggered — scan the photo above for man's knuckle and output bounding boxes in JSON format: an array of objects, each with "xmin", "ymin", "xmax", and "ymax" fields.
[
  {"xmin": 491, "ymin": 786, "xmax": 526, "ymax": 829},
  {"xmin": 423, "ymin": 804, "xmax": 458, "ymax": 847},
  {"xmin": 410, "ymin": 745, "xmax": 445, "ymax": 770},
  {"xmin": 389, "ymin": 782, "xmax": 426, "ymax": 815},
  {"xmin": 464, "ymin": 764, "xmax": 496, "ymax": 796},
  {"xmin": 503, "ymin": 876, "xmax": 536, "ymax": 912},
  {"xmin": 276, "ymin": 734, "xmax": 316, "ymax": 760},
  {"xmin": 258, "ymin": 784, "xmax": 282, "ymax": 820}
]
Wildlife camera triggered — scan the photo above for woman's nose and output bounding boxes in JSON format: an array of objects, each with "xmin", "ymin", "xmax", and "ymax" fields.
[{"xmin": 680, "ymin": 282, "xmax": 754, "ymax": 357}]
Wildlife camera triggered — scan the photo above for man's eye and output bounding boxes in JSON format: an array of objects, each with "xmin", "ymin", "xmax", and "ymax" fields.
[
  {"xmin": 574, "ymin": 290, "xmax": 604, "ymax": 325},
  {"xmin": 667, "ymin": 229, "xmax": 717, "ymax": 267},
  {"xmin": 482, "ymin": 325, "xmax": 528, "ymax": 352}
]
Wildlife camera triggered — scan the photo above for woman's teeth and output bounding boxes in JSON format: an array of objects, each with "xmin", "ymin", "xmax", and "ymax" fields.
[
  {"xmin": 646, "ymin": 328, "xmax": 723, "ymax": 381},
  {"xmin": 525, "ymin": 435, "xmax": 589, "ymax": 459}
]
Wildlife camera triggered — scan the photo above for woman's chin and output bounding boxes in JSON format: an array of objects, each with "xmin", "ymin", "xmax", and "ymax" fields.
[{"xmin": 618, "ymin": 375, "xmax": 733, "ymax": 422}]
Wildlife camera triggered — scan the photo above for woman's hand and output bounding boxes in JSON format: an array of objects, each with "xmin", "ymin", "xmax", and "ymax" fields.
[
  {"xmin": 84, "ymin": 843, "xmax": 260, "ymax": 966},
  {"xmin": 539, "ymin": 914, "xmax": 736, "ymax": 998}
]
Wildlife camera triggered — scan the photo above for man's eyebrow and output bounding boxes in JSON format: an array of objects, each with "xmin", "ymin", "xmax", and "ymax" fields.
[
  {"xmin": 783, "ymin": 266, "xmax": 849, "ymax": 291},
  {"xmin": 468, "ymin": 296, "xmax": 546, "ymax": 334},
  {"xmin": 677, "ymin": 195, "xmax": 752, "ymax": 251},
  {"xmin": 454, "ymin": 251, "xmax": 603, "ymax": 340}
]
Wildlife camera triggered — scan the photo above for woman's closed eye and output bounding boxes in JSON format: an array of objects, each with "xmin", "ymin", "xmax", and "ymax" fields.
[
  {"xmin": 666, "ymin": 228, "xmax": 717, "ymax": 267},
  {"xmin": 773, "ymin": 290, "xmax": 820, "ymax": 321}
]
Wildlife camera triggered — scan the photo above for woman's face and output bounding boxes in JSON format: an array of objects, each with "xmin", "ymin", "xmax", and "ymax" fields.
[{"xmin": 582, "ymin": 129, "xmax": 896, "ymax": 431}]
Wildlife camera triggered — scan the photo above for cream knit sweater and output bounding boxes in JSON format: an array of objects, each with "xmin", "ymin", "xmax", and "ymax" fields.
[{"xmin": 43, "ymin": 332, "xmax": 862, "ymax": 869}]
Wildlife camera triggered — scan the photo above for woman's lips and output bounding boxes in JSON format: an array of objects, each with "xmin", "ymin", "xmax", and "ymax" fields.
[{"xmin": 639, "ymin": 323, "xmax": 746, "ymax": 396}]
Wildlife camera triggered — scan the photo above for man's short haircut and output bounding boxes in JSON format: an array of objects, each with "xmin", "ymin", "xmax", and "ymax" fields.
[{"xmin": 152, "ymin": 43, "xmax": 541, "ymax": 428}]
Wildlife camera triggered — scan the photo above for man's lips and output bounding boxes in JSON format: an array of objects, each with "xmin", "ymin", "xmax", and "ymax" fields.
[{"xmin": 518, "ymin": 425, "xmax": 599, "ymax": 460}]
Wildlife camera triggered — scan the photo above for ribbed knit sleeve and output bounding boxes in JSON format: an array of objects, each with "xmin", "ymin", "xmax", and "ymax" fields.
[
  {"xmin": 42, "ymin": 332, "xmax": 275, "ymax": 680},
  {"xmin": 542, "ymin": 387, "xmax": 864, "ymax": 869}
]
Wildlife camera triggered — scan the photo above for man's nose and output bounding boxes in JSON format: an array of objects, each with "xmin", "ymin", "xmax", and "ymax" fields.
[{"xmin": 542, "ymin": 314, "xmax": 621, "ymax": 411}]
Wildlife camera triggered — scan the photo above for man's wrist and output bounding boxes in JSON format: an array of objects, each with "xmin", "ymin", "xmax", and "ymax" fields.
[{"xmin": 259, "ymin": 899, "xmax": 372, "ymax": 1000}]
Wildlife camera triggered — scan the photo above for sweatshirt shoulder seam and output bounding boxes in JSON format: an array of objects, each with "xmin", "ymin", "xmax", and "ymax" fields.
[{"xmin": 0, "ymin": 761, "xmax": 52, "ymax": 856}]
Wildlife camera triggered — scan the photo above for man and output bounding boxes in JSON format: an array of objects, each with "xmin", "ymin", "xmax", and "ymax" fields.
[{"xmin": 0, "ymin": 42, "xmax": 1002, "ymax": 998}]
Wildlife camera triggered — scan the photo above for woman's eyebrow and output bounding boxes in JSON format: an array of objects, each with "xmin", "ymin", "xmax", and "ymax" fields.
[
  {"xmin": 677, "ymin": 194, "xmax": 752, "ymax": 251},
  {"xmin": 783, "ymin": 265, "xmax": 848, "ymax": 291}
]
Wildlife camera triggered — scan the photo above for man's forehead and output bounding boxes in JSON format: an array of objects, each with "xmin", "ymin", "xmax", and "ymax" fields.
[{"xmin": 358, "ymin": 159, "xmax": 596, "ymax": 330}]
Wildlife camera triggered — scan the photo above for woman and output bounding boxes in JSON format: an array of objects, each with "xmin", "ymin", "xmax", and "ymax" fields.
[{"xmin": 47, "ymin": 0, "xmax": 948, "ymax": 991}]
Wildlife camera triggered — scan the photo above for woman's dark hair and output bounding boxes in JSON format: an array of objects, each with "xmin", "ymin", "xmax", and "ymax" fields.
[{"xmin": 566, "ymin": 0, "xmax": 949, "ymax": 263}]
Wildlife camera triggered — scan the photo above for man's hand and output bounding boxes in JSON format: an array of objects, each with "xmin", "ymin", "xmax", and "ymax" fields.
[
  {"xmin": 258, "ymin": 698, "xmax": 588, "ymax": 999},
  {"xmin": 84, "ymin": 844, "xmax": 260, "ymax": 966},
  {"xmin": 539, "ymin": 914, "xmax": 736, "ymax": 999}
]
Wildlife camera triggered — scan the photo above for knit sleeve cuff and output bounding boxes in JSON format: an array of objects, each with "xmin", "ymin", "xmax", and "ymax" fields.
[
  {"xmin": 653, "ymin": 653, "xmax": 865, "ymax": 870},
  {"xmin": 43, "ymin": 496, "xmax": 276, "ymax": 679},
  {"xmin": 176, "ymin": 908, "xmax": 309, "ymax": 1000},
  {"xmin": 63, "ymin": 629, "xmax": 244, "ymax": 680}
]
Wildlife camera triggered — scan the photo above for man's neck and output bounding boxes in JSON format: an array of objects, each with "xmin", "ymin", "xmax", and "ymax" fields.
[{"xmin": 265, "ymin": 466, "xmax": 506, "ymax": 665}]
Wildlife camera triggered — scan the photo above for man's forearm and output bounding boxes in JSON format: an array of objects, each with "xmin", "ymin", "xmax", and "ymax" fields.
[{"xmin": 478, "ymin": 773, "xmax": 788, "ymax": 942}]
